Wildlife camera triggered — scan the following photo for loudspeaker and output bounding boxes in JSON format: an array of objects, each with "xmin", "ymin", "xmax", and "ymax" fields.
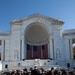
[
  {"xmin": 67, "ymin": 63, "xmax": 70, "ymax": 67},
  {"xmin": 18, "ymin": 63, "xmax": 21, "ymax": 66},
  {"xmin": 5, "ymin": 64, "xmax": 8, "ymax": 68},
  {"xmin": 50, "ymin": 58, "xmax": 53, "ymax": 60},
  {"xmin": 23, "ymin": 59, "xmax": 25, "ymax": 61}
]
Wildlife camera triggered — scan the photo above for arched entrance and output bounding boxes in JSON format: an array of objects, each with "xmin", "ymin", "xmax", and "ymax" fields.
[{"xmin": 25, "ymin": 22, "xmax": 50, "ymax": 59}]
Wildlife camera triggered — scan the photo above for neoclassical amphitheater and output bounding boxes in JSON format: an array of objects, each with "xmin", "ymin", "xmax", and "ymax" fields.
[{"xmin": 0, "ymin": 14, "xmax": 75, "ymax": 70}]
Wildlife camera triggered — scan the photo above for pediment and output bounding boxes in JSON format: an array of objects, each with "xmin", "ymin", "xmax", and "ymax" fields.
[{"xmin": 10, "ymin": 13, "xmax": 64, "ymax": 26}]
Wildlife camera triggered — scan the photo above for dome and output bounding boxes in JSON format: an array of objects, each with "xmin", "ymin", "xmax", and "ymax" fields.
[{"xmin": 25, "ymin": 22, "xmax": 49, "ymax": 45}]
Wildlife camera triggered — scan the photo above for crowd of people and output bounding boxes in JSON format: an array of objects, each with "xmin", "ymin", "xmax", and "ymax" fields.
[{"xmin": 0, "ymin": 66, "xmax": 75, "ymax": 75}]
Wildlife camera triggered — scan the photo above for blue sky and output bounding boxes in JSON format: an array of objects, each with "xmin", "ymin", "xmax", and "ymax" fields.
[{"xmin": 0, "ymin": 0, "xmax": 75, "ymax": 30}]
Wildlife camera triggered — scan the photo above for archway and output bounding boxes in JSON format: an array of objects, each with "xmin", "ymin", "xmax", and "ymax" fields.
[{"xmin": 25, "ymin": 22, "xmax": 50, "ymax": 59}]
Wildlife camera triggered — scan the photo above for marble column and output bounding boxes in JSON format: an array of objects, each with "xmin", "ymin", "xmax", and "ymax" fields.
[
  {"xmin": 41, "ymin": 46, "xmax": 43, "ymax": 58},
  {"xmin": 48, "ymin": 41, "xmax": 50, "ymax": 58},
  {"xmin": 22, "ymin": 39, "xmax": 24, "ymax": 60},
  {"xmin": 24, "ymin": 43, "xmax": 26, "ymax": 59},
  {"xmin": 32, "ymin": 46, "xmax": 33, "ymax": 58},
  {"xmin": 1, "ymin": 40, "xmax": 5, "ymax": 61},
  {"xmin": 70, "ymin": 39, "xmax": 73, "ymax": 60},
  {"xmin": 50, "ymin": 38, "xmax": 54, "ymax": 60}
]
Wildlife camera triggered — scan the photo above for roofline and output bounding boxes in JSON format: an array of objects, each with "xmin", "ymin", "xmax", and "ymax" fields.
[
  {"xmin": 0, "ymin": 31, "xmax": 11, "ymax": 35},
  {"xmin": 10, "ymin": 13, "xmax": 64, "ymax": 26},
  {"xmin": 63, "ymin": 29, "xmax": 75, "ymax": 36}
]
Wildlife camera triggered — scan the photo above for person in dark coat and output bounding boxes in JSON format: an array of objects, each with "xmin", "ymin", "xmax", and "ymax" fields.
[
  {"xmin": 23, "ymin": 67, "xmax": 28, "ymax": 72},
  {"xmin": 31, "ymin": 66, "xmax": 41, "ymax": 75},
  {"xmin": 40, "ymin": 67, "xmax": 44, "ymax": 73}
]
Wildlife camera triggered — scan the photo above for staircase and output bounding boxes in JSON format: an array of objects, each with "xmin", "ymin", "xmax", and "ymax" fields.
[{"xmin": 3, "ymin": 59, "xmax": 60, "ymax": 71}]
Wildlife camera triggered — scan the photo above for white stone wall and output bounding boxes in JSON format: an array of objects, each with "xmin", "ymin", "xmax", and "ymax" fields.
[
  {"xmin": 10, "ymin": 25, "xmax": 21, "ymax": 61},
  {"xmin": 63, "ymin": 34, "xmax": 75, "ymax": 67},
  {"xmin": 52, "ymin": 25, "xmax": 63, "ymax": 61},
  {"xmin": 5, "ymin": 39, "xmax": 10, "ymax": 61},
  {"xmin": 0, "ymin": 35, "xmax": 10, "ymax": 61}
]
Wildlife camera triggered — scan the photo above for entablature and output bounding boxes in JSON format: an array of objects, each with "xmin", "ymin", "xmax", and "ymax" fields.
[
  {"xmin": 63, "ymin": 29, "xmax": 75, "ymax": 36},
  {"xmin": 0, "ymin": 31, "xmax": 11, "ymax": 36}
]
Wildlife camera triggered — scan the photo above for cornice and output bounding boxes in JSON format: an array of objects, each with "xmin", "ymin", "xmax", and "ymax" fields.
[
  {"xmin": 63, "ymin": 29, "xmax": 75, "ymax": 36},
  {"xmin": 0, "ymin": 31, "xmax": 11, "ymax": 35},
  {"xmin": 10, "ymin": 20, "xmax": 22, "ymax": 26},
  {"xmin": 63, "ymin": 33, "xmax": 75, "ymax": 36},
  {"xmin": 10, "ymin": 13, "xmax": 64, "ymax": 26}
]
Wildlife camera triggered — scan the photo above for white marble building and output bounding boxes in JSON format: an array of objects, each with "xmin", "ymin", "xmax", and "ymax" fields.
[{"xmin": 0, "ymin": 14, "xmax": 75, "ymax": 70}]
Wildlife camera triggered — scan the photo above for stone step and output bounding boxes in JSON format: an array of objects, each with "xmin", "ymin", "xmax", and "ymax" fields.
[{"xmin": 9, "ymin": 65, "xmax": 60, "ymax": 71}]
